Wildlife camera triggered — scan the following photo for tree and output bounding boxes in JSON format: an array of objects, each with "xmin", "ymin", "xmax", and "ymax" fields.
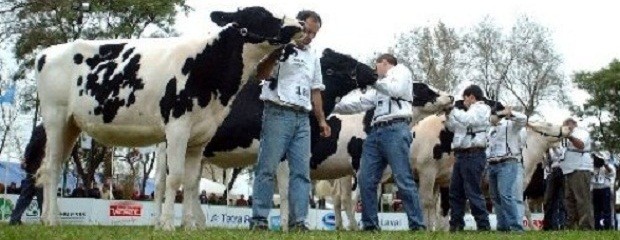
[
  {"xmin": 501, "ymin": 16, "xmax": 566, "ymax": 116},
  {"xmin": 572, "ymin": 60, "xmax": 620, "ymax": 153},
  {"xmin": 463, "ymin": 16, "xmax": 513, "ymax": 101},
  {"xmin": 391, "ymin": 21, "xmax": 465, "ymax": 92},
  {"xmin": 71, "ymin": 136, "xmax": 111, "ymax": 190}
]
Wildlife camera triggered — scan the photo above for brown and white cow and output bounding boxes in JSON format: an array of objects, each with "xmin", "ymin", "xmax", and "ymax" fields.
[{"xmin": 35, "ymin": 7, "xmax": 303, "ymax": 230}]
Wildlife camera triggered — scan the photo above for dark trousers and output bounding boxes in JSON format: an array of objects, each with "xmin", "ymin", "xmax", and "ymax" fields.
[
  {"xmin": 10, "ymin": 177, "xmax": 43, "ymax": 223},
  {"xmin": 592, "ymin": 187, "xmax": 612, "ymax": 230},
  {"xmin": 564, "ymin": 170, "xmax": 594, "ymax": 230},
  {"xmin": 449, "ymin": 150, "xmax": 490, "ymax": 230},
  {"xmin": 543, "ymin": 167, "xmax": 566, "ymax": 230}
]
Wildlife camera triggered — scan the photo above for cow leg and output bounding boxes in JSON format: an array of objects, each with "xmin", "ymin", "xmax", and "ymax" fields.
[
  {"xmin": 340, "ymin": 175, "xmax": 358, "ymax": 230},
  {"xmin": 153, "ymin": 144, "xmax": 167, "ymax": 228},
  {"xmin": 37, "ymin": 113, "xmax": 80, "ymax": 226},
  {"xmin": 160, "ymin": 126, "xmax": 190, "ymax": 231},
  {"xmin": 276, "ymin": 161, "xmax": 290, "ymax": 232},
  {"xmin": 419, "ymin": 168, "xmax": 438, "ymax": 230},
  {"xmin": 332, "ymin": 178, "xmax": 344, "ymax": 230},
  {"xmin": 181, "ymin": 145, "xmax": 204, "ymax": 231},
  {"xmin": 193, "ymin": 160, "xmax": 207, "ymax": 229}
]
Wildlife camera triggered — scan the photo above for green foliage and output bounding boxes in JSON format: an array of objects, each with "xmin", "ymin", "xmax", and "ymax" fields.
[{"xmin": 573, "ymin": 60, "xmax": 620, "ymax": 153}]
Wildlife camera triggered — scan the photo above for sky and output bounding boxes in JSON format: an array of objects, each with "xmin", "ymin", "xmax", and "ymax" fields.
[{"xmin": 175, "ymin": 0, "xmax": 620, "ymax": 124}]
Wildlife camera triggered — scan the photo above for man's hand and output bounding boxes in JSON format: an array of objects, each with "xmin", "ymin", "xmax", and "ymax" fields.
[{"xmin": 319, "ymin": 120, "xmax": 331, "ymax": 138}]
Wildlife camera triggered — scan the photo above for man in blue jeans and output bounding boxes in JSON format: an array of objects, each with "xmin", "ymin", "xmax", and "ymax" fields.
[
  {"xmin": 333, "ymin": 53, "xmax": 425, "ymax": 231},
  {"xmin": 250, "ymin": 10, "xmax": 331, "ymax": 231},
  {"xmin": 446, "ymin": 85, "xmax": 491, "ymax": 231},
  {"xmin": 9, "ymin": 124, "xmax": 46, "ymax": 225},
  {"xmin": 486, "ymin": 106, "xmax": 526, "ymax": 232}
]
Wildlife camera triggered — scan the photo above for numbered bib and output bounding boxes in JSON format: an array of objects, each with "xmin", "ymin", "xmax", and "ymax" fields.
[
  {"xmin": 296, "ymin": 85, "xmax": 310, "ymax": 105},
  {"xmin": 375, "ymin": 96, "xmax": 391, "ymax": 117}
]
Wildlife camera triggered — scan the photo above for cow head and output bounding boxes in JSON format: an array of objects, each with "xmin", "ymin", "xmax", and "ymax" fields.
[
  {"xmin": 210, "ymin": 7, "xmax": 304, "ymax": 45},
  {"xmin": 411, "ymin": 83, "xmax": 454, "ymax": 123},
  {"xmin": 526, "ymin": 122, "xmax": 572, "ymax": 144},
  {"xmin": 320, "ymin": 48, "xmax": 377, "ymax": 115}
]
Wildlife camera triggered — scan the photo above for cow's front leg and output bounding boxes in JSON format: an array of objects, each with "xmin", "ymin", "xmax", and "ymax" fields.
[
  {"xmin": 160, "ymin": 125, "xmax": 190, "ymax": 231},
  {"xmin": 153, "ymin": 144, "xmax": 167, "ymax": 228},
  {"xmin": 181, "ymin": 146, "xmax": 205, "ymax": 231}
]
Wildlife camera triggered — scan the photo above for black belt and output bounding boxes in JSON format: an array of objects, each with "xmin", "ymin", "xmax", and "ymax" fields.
[
  {"xmin": 265, "ymin": 101, "xmax": 308, "ymax": 113},
  {"xmin": 372, "ymin": 117, "xmax": 411, "ymax": 128},
  {"xmin": 488, "ymin": 157, "xmax": 519, "ymax": 165},
  {"xmin": 453, "ymin": 147, "xmax": 486, "ymax": 154}
]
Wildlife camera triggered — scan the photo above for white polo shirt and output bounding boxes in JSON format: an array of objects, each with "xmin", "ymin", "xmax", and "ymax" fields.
[
  {"xmin": 259, "ymin": 45, "xmax": 324, "ymax": 112},
  {"xmin": 560, "ymin": 128, "xmax": 592, "ymax": 175}
]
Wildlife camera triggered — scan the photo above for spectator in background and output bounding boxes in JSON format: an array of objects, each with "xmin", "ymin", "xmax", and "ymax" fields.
[
  {"xmin": 71, "ymin": 183, "xmax": 87, "ymax": 198},
  {"xmin": 57, "ymin": 187, "xmax": 62, "ymax": 197},
  {"xmin": 64, "ymin": 188, "xmax": 71, "ymax": 197},
  {"xmin": 591, "ymin": 151, "xmax": 615, "ymax": 230},
  {"xmin": 543, "ymin": 145, "xmax": 566, "ymax": 230},
  {"xmin": 9, "ymin": 124, "xmax": 46, "ymax": 225},
  {"xmin": 207, "ymin": 193, "xmax": 217, "ymax": 205},
  {"xmin": 199, "ymin": 190, "xmax": 208, "ymax": 204},
  {"xmin": 7, "ymin": 182, "xmax": 20, "ymax": 194},
  {"xmin": 175, "ymin": 190, "xmax": 183, "ymax": 203},
  {"xmin": 87, "ymin": 183, "xmax": 102, "ymax": 199},
  {"xmin": 248, "ymin": 196, "xmax": 253, "ymax": 207},
  {"xmin": 236, "ymin": 194, "xmax": 248, "ymax": 206}
]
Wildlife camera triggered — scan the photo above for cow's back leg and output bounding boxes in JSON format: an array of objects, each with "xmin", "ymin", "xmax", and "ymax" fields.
[
  {"xmin": 340, "ymin": 175, "xmax": 358, "ymax": 230},
  {"xmin": 37, "ymin": 111, "xmax": 80, "ymax": 226},
  {"xmin": 276, "ymin": 161, "xmax": 290, "ymax": 232},
  {"xmin": 160, "ymin": 124, "xmax": 190, "ymax": 231},
  {"xmin": 418, "ymin": 165, "xmax": 438, "ymax": 230},
  {"xmin": 181, "ymin": 145, "xmax": 205, "ymax": 231},
  {"xmin": 332, "ymin": 178, "xmax": 344, "ymax": 230},
  {"xmin": 153, "ymin": 144, "xmax": 167, "ymax": 228}
]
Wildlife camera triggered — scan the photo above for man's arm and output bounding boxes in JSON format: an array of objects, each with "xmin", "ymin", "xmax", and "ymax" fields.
[
  {"xmin": 255, "ymin": 48, "xmax": 283, "ymax": 80},
  {"xmin": 333, "ymin": 89, "xmax": 375, "ymax": 115},
  {"xmin": 373, "ymin": 66, "xmax": 412, "ymax": 99},
  {"xmin": 568, "ymin": 130, "xmax": 586, "ymax": 150},
  {"xmin": 449, "ymin": 103, "xmax": 491, "ymax": 128},
  {"xmin": 312, "ymin": 89, "xmax": 331, "ymax": 137}
]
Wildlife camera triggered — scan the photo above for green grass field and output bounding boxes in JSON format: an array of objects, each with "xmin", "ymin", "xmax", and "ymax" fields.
[{"xmin": 0, "ymin": 224, "xmax": 618, "ymax": 240}]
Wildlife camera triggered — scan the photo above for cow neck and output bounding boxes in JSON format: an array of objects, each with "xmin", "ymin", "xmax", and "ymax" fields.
[{"xmin": 185, "ymin": 27, "xmax": 245, "ymax": 108}]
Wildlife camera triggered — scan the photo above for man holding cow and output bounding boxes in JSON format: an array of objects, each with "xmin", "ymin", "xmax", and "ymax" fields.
[
  {"xmin": 333, "ymin": 54, "xmax": 426, "ymax": 231},
  {"xmin": 446, "ymin": 85, "xmax": 492, "ymax": 231},
  {"xmin": 486, "ymin": 106, "xmax": 527, "ymax": 232},
  {"xmin": 250, "ymin": 10, "xmax": 331, "ymax": 231}
]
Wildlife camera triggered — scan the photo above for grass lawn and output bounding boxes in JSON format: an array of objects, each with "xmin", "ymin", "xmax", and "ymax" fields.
[{"xmin": 0, "ymin": 224, "xmax": 618, "ymax": 240}]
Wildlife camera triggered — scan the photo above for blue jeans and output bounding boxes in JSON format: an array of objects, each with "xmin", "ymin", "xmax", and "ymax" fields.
[
  {"xmin": 449, "ymin": 151, "xmax": 490, "ymax": 230},
  {"xmin": 514, "ymin": 163, "xmax": 525, "ymax": 226},
  {"xmin": 359, "ymin": 121, "xmax": 425, "ymax": 230},
  {"xmin": 251, "ymin": 103, "xmax": 311, "ymax": 226},
  {"xmin": 10, "ymin": 176, "xmax": 43, "ymax": 223},
  {"xmin": 488, "ymin": 160, "xmax": 523, "ymax": 231}
]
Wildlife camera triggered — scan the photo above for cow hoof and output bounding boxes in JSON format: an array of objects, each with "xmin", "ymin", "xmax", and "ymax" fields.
[
  {"xmin": 159, "ymin": 216, "xmax": 175, "ymax": 231},
  {"xmin": 183, "ymin": 223, "xmax": 198, "ymax": 231},
  {"xmin": 47, "ymin": 216, "xmax": 61, "ymax": 226}
]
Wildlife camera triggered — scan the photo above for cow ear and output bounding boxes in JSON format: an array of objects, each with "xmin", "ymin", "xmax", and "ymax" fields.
[
  {"xmin": 323, "ymin": 48, "xmax": 335, "ymax": 56},
  {"xmin": 211, "ymin": 11, "xmax": 235, "ymax": 27}
]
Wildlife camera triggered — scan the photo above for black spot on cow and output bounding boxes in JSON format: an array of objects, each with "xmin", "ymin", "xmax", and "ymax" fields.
[
  {"xmin": 439, "ymin": 186, "xmax": 450, "ymax": 217},
  {"xmin": 433, "ymin": 130, "xmax": 454, "ymax": 160},
  {"xmin": 347, "ymin": 137, "xmax": 364, "ymax": 172},
  {"xmin": 74, "ymin": 54, "xmax": 84, "ymax": 64},
  {"xmin": 524, "ymin": 163, "xmax": 545, "ymax": 200},
  {"xmin": 160, "ymin": 27, "xmax": 244, "ymax": 124},
  {"xmin": 77, "ymin": 76, "xmax": 83, "ymax": 87},
  {"xmin": 412, "ymin": 83, "xmax": 440, "ymax": 107},
  {"xmin": 203, "ymin": 78, "xmax": 263, "ymax": 157},
  {"xmin": 37, "ymin": 55, "xmax": 46, "ymax": 72},
  {"xmin": 362, "ymin": 110, "xmax": 374, "ymax": 134},
  {"xmin": 310, "ymin": 116, "xmax": 342, "ymax": 169},
  {"xmin": 81, "ymin": 42, "xmax": 145, "ymax": 123},
  {"xmin": 122, "ymin": 48, "xmax": 135, "ymax": 61},
  {"xmin": 79, "ymin": 90, "xmax": 83, "ymax": 96}
]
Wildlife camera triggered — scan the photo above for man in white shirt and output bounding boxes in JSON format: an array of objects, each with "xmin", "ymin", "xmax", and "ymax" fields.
[
  {"xmin": 542, "ymin": 145, "xmax": 567, "ymax": 230},
  {"xmin": 446, "ymin": 85, "xmax": 491, "ymax": 231},
  {"xmin": 486, "ymin": 107, "xmax": 526, "ymax": 232},
  {"xmin": 591, "ymin": 151, "xmax": 615, "ymax": 230},
  {"xmin": 250, "ymin": 10, "xmax": 331, "ymax": 231},
  {"xmin": 559, "ymin": 118, "xmax": 594, "ymax": 230},
  {"xmin": 333, "ymin": 54, "xmax": 425, "ymax": 231}
]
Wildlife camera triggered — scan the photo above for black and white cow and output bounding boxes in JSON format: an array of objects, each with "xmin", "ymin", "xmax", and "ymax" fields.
[
  {"xmin": 35, "ymin": 7, "xmax": 304, "ymax": 230},
  {"xmin": 153, "ymin": 48, "xmax": 378, "ymax": 228}
]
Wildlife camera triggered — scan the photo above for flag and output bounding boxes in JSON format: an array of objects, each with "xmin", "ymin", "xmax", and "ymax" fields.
[{"xmin": 0, "ymin": 85, "xmax": 16, "ymax": 104}]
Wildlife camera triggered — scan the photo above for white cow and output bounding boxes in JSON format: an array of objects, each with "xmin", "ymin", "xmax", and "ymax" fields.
[{"xmin": 35, "ymin": 7, "xmax": 303, "ymax": 230}]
